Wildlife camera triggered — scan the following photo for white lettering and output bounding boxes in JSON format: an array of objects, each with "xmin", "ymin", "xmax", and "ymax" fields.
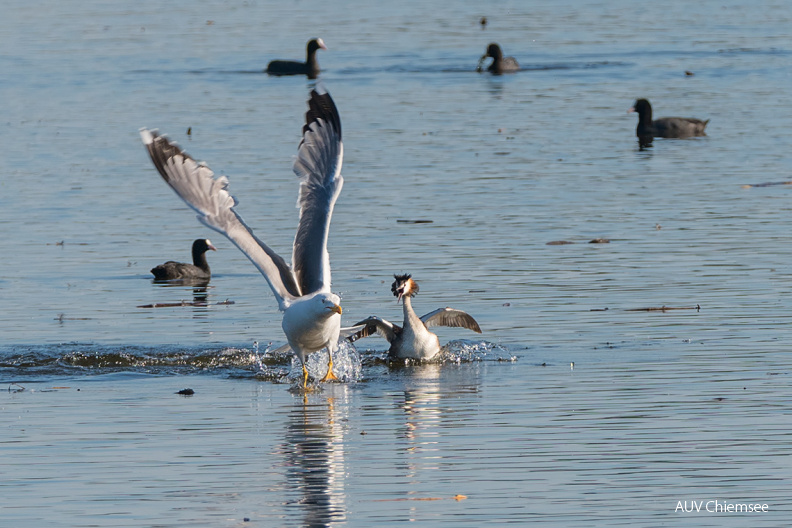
[{"xmin": 680, "ymin": 500, "xmax": 769, "ymax": 513}]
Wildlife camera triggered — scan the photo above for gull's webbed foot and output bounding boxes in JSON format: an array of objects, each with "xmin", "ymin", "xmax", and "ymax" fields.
[{"xmin": 319, "ymin": 350, "xmax": 339, "ymax": 382}]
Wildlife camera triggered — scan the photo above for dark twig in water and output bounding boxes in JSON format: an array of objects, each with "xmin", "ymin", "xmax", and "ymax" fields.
[
  {"xmin": 548, "ymin": 238, "xmax": 611, "ymax": 245},
  {"xmin": 137, "ymin": 299, "xmax": 235, "ymax": 308},
  {"xmin": 741, "ymin": 181, "xmax": 792, "ymax": 188},
  {"xmin": 624, "ymin": 304, "xmax": 701, "ymax": 312},
  {"xmin": 591, "ymin": 305, "xmax": 700, "ymax": 312},
  {"xmin": 9, "ymin": 383, "xmax": 25, "ymax": 393},
  {"xmin": 396, "ymin": 219, "xmax": 434, "ymax": 224},
  {"xmin": 47, "ymin": 241, "xmax": 89, "ymax": 246},
  {"xmin": 55, "ymin": 314, "xmax": 92, "ymax": 322}
]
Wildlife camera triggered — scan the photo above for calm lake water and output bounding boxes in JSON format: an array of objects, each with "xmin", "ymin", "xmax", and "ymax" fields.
[{"xmin": 2, "ymin": 0, "xmax": 792, "ymax": 526}]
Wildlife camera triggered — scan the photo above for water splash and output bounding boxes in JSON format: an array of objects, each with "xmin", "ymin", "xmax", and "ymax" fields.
[
  {"xmin": 1, "ymin": 340, "xmax": 511, "ymax": 380},
  {"xmin": 441, "ymin": 340, "xmax": 517, "ymax": 364},
  {"xmin": 293, "ymin": 341, "xmax": 363, "ymax": 385},
  {"xmin": 356, "ymin": 340, "xmax": 517, "ymax": 368},
  {"xmin": 1, "ymin": 343, "xmax": 271, "ymax": 377},
  {"xmin": 251, "ymin": 341, "xmax": 291, "ymax": 382}
]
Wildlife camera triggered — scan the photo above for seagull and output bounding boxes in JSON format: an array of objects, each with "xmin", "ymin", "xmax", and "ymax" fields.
[
  {"xmin": 140, "ymin": 87, "xmax": 344, "ymax": 388},
  {"xmin": 350, "ymin": 274, "xmax": 482, "ymax": 360},
  {"xmin": 151, "ymin": 238, "xmax": 216, "ymax": 281}
]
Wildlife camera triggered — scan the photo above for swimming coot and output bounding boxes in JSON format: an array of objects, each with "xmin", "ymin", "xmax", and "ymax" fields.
[
  {"xmin": 628, "ymin": 98, "xmax": 709, "ymax": 139},
  {"xmin": 266, "ymin": 38, "xmax": 327, "ymax": 79},
  {"xmin": 151, "ymin": 238, "xmax": 216, "ymax": 281},
  {"xmin": 477, "ymin": 43, "xmax": 519, "ymax": 74}
]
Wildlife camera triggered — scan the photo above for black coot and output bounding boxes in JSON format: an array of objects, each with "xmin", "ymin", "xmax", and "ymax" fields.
[
  {"xmin": 477, "ymin": 43, "xmax": 519, "ymax": 74},
  {"xmin": 151, "ymin": 239, "xmax": 216, "ymax": 281},
  {"xmin": 629, "ymin": 99, "xmax": 709, "ymax": 139},
  {"xmin": 266, "ymin": 38, "xmax": 327, "ymax": 79}
]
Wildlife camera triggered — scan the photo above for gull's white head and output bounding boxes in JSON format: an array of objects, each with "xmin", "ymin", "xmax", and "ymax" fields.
[{"xmin": 317, "ymin": 293, "xmax": 342, "ymax": 316}]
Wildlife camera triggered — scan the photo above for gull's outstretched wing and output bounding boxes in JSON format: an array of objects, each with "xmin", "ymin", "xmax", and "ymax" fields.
[
  {"xmin": 292, "ymin": 87, "xmax": 344, "ymax": 295},
  {"xmin": 420, "ymin": 308, "xmax": 482, "ymax": 333},
  {"xmin": 347, "ymin": 316, "xmax": 400, "ymax": 343},
  {"xmin": 140, "ymin": 129, "xmax": 301, "ymax": 308}
]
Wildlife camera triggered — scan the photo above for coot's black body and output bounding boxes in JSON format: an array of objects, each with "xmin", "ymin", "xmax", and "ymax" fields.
[
  {"xmin": 477, "ymin": 43, "xmax": 519, "ymax": 74},
  {"xmin": 266, "ymin": 38, "xmax": 327, "ymax": 79},
  {"xmin": 151, "ymin": 239, "xmax": 216, "ymax": 281},
  {"xmin": 629, "ymin": 98, "xmax": 709, "ymax": 139}
]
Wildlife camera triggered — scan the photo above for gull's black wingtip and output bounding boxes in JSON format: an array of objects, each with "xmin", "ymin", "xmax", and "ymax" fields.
[
  {"xmin": 303, "ymin": 85, "xmax": 341, "ymax": 140},
  {"xmin": 141, "ymin": 128, "xmax": 190, "ymax": 185}
]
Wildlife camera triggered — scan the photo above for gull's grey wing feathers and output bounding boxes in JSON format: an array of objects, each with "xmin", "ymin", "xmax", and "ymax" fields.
[
  {"xmin": 420, "ymin": 308, "xmax": 483, "ymax": 333},
  {"xmin": 140, "ymin": 129, "xmax": 301, "ymax": 308},
  {"xmin": 340, "ymin": 324, "xmax": 367, "ymax": 339},
  {"xmin": 267, "ymin": 343, "xmax": 292, "ymax": 355},
  {"xmin": 347, "ymin": 316, "xmax": 400, "ymax": 343},
  {"xmin": 292, "ymin": 87, "xmax": 344, "ymax": 296}
]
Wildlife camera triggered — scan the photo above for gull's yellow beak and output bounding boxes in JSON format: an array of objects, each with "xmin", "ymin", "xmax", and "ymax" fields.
[{"xmin": 332, "ymin": 304, "xmax": 342, "ymax": 315}]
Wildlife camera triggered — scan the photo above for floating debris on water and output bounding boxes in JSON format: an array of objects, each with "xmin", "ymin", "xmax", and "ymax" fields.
[
  {"xmin": 55, "ymin": 313, "xmax": 93, "ymax": 322},
  {"xmin": 547, "ymin": 238, "xmax": 611, "ymax": 245},
  {"xmin": 591, "ymin": 304, "xmax": 700, "ymax": 312},
  {"xmin": 741, "ymin": 180, "xmax": 792, "ymax": 188},
  {"xmin": 624, "ymin": 304, "xmax": 701, "ymax": 312},
  {"xmin": 375, "ymin": 494, "xmax": 468, "ymax": 502},
  {"xmin": 137, "ymin": 299, "xmax": 235, "ymax": 308}
]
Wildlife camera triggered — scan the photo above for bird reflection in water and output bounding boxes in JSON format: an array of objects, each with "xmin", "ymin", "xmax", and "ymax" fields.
[
  {"xmin": 279, "ymin": 387, "xmax": 350, "ymax": 526},
  {"xmin": 638, "ymin": 134, "xmax": 654, "ymax": 150},
  {"xmin": 396, "ymin": 363, "xmax": 444, "ymax": 444},
  {"xmin": 392, "ymin": 363, "xmax": 482, "ymax": 498}
]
